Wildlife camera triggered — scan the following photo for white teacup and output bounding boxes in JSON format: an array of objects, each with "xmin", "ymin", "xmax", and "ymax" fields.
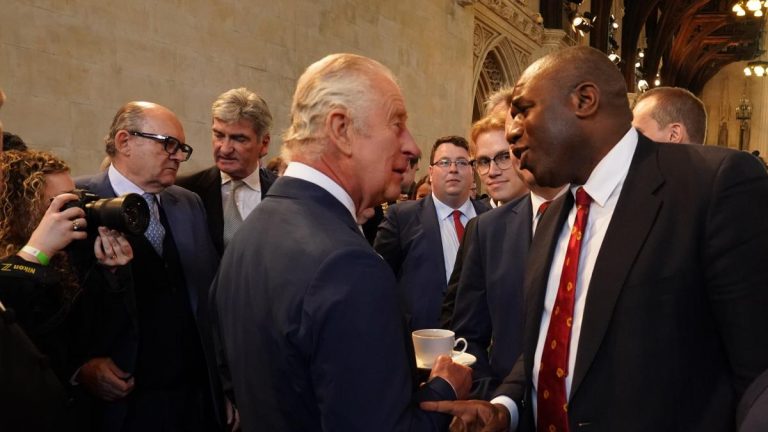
[{"xmin": 412, "ymin": 329, "xmax": 468, "ymax": 368}]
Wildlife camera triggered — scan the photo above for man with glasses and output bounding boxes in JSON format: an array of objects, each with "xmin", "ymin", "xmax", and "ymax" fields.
[
  {"xmin": 375, "ymin": 136, "xmax": 490, "ymax": 331},
  {"xmin": 75, "ymin": 101, "xmax": 226, "ymax": 431},
  {"xmin": 471, "ymin": 114, "xmax": 528, "ymax": 208},
  {"xmin": 441, "ymin": 113, "xmax": 565, "ymax": 399},
  {"xmin": 177, "ymin": 88, "xmax": 277, "ymax": 256}
]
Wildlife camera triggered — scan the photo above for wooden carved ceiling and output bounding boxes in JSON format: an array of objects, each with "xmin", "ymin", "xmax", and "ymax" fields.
[{"xmin": 542, "ymin": 0, "xmax": 765, "ymax": 95}]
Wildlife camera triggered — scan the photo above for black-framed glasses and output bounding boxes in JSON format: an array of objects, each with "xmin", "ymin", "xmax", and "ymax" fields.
[
  {"xmin": 128, "ymin": 131, "xmax": 193, "ymax": 161},
  {"xmin": 472, "ymin": 150, "xmax": 512, "ymax": 175},
  {"xmin": 431, "ymin": 158, "xmax": 472, "ymax": 169}
]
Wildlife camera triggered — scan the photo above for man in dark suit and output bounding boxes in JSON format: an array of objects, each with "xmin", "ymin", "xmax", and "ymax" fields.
[
  {"xmin": 423, "ymin": 46, "xmax": 768, "ymax": 431},
  {"xmin": 177, "ymin": 87, "xmax": 277, "ymax": 255},
  {"xmin": 375, "ymin": 136, "xmax": 490, "ymax": 331},
  {"xmin": 211, "ymin": 53, "xmax": 471, "ymax": 432},
  {"xmin": 441, "ymin": 112, "xmax": 564, "ymax": 400},
  {"xmin": 76, "ymin": 102, "xmax": 224, "ymax": 431}
]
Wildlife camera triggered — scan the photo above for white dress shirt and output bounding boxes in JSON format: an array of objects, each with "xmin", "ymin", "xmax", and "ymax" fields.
[
  {"xmin": 108, "ymin": 164, "xmax": 154, "ymax": 200},
  {"xmin": 283, "ymin": 162, "xmax": 358, "ymax": 224},
  {"xmin": 432, "ymin": 195, "xmax": 477, "ymax": 284},
  {"xmin": 529, "ymin": 188, "xmax": 568, "ymax": 235},
  {"xmin": 492, "ymin": 127, "xmax": 637, "ymax": 430},
  {"xmin": 220, "ymin": 167, "xmax": 262, "ymax": 220}
]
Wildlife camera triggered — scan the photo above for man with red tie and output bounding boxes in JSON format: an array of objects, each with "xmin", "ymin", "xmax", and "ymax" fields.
[
  {"xmin": 375, "ymin": 136, "xmax": 490, "ymax": 331},
  {"xmin": 441, "ymin": 111, "xmax": 564, "ymax": 400},
  {"xmin": 424, "ymin": 45, "xmax": 768, "ymax": 431}
]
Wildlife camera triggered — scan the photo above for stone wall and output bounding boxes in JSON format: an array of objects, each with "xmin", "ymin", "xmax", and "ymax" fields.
[
  {"xmin": 0, "ymin": 0, "xmax": 475, "ymax": 175},
  {"xmin": 700, "ymin": 61, "xmax": 767, "ymax": 156}
]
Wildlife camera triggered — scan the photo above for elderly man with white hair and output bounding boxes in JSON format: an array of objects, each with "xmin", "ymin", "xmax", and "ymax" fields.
[{"xmin": 211, "ymin": 53, "xmax": 472, "ymax": 432}]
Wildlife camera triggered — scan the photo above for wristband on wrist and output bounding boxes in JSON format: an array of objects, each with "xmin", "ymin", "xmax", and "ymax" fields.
[{"xmin": 21, "ymin": 245, "xmax": 50, "ymax": 266}]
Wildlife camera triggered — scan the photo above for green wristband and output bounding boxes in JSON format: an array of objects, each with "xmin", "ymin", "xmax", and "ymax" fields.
[{"xmin": 21, "ymin": 245, "xmax": 50, "ymax": 266}]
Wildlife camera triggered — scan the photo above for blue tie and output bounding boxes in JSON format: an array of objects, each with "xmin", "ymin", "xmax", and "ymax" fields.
[{"xmin": 142, "ymin": 193, "xmax": 165, "ymax": 255}]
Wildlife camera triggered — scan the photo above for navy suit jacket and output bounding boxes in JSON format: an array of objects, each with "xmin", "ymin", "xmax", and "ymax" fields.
[
  {"xmin": 211, "ymin": 176, "xmax": 456, "ymax": 432},
  {"xmin": 498, "ymin": 136, "xmax": 768, "ymax": 431},
  {"xmin": 441, "ymin": 194, "xmax": 531, "ymax": 391},
  {"xmin": 176, "ymin": 166, "xmax": 277, "ymax": 256},
  {"xmin": 76, "ymin": 172, "xmax": 222, "ymax": 427},
  {"xmin": 374, "ymin": 195, "xmax": 490, "ymax": 331}
]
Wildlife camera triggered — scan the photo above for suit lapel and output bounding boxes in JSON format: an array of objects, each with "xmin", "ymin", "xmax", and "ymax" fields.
[
  {"xmin": 159, "ymin": 188, "xmax": 200, "ymax": 312},
  {"xmin": 569, "ymin": 136, "xmax": 664, "ymax": 398},
  {"xmin": 421, "ymin": 195, "xmax": 447, "ymax": 286}
]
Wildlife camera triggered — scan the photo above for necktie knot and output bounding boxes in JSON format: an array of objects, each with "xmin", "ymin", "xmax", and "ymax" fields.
[
  {"xmin": 575, "ymin": 187, "xmax": 592, "ymax": 207},
  {"xmin": 537, "ymin": 200, "xmax": 552, "ymax": 217}
]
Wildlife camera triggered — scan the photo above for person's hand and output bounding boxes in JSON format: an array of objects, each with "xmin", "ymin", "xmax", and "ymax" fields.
[
  {"xmin": 430, "ymin": 355, "xmax": 473, "ymax": 400},
  {"xmin": 94, "ymin": 227, "xmax": 133, "ymax": 269},
  {"xmin": 77, "ymin": 357, "xmax": 135, "ymax": 401},
  {"xmin": 420, "ymin": 400, "xmax": 510, "ymax": 432},
  {"xmin": 22, "ymin": 193, "xmax": 87, "ymax": 262},
  {"xmin": 225, "ymin": 397, "xmax": 241, "ymax": 431}
]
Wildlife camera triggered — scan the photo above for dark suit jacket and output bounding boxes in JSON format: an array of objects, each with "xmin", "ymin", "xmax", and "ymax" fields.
[
  {"xmin": 497, "ymin": 136, "xmax": 768, "ymax": 431},
  {"xmin": 441, "ymin": 194, "xmax": 531, "ymax": 391},
  {"xmin": 374, "ymin": 195, "xmax": 490, "ymax": 331},
  {"xmin": 176, "ymin": 166, "xmax": 277, "ymax": 255},
  {"xmin": 76, "ymin": 172, "xmax": 223, "ymax": 429},
  {"xmin": 211, "ymin": 176, "xmax": 457, "ymax": 432}
]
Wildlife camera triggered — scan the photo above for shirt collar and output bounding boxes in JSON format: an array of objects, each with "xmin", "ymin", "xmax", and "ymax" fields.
[
  {"xmin": 283, "ymin": 162, "xmax": 357, "ymax": 222},
  {"xmin": 221, "ymin": 166, "xmax": 262, "ymax": 191},
  {"xmin": 573, "ymin": 127, "xmax": 637, "ymax": 207},
  {"xmin": 108, "ymin": 164, "xmax": 160, "ymax": 202},
  {"xmin": 432, "ymin": 194, "xmax": 473, "ymax": 220}
]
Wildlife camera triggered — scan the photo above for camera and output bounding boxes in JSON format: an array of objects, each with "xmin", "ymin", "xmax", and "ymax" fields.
[{"xmin": 62, "ymin": 189, "xmax": 150, "ymax": 235}]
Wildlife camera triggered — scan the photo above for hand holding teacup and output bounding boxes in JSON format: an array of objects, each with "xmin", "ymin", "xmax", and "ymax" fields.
[{"xmin": 412, "ymin": 329, "xmax": 468, "ymax": 369}]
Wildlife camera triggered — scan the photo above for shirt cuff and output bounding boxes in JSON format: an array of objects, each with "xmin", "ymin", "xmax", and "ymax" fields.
[{"xmin": 490, "ymin": 395, "xmax": 519, "ymax": 432}]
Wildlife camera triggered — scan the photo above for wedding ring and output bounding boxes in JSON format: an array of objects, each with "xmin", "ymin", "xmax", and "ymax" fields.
[{"xmin": 73, "ymin": 221, "xmax": 81, "ymax": 231}]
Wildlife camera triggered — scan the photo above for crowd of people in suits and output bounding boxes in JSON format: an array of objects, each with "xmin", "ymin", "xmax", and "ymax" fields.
[{"xmin": 1, "ymin": 44, "xmax": 767, "ymax": 432}]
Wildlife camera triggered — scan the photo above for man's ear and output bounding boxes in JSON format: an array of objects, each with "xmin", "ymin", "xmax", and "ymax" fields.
[
  {"xmin": 571, "ymin": 82, "xmax": 599, "ymax": 118},
  {"xmin": 327, "ymin": 108, "xmax": 353, "ymax": 156},
  {"xmin": 260, "ymin": 133, "xmax": 271, "ymax": 157},
  {"xmin": 115, "ymin": 130, "xmax": 131, "ymax": 155},
  {"xmin": 667, "ymin": 123, "xmax": 684, "ymax": 143}
]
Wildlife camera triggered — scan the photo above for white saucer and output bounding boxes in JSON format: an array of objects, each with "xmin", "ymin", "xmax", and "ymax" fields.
[{"xmin": 417, "ymin": 351, "xmax": 477, "ymax": 369}]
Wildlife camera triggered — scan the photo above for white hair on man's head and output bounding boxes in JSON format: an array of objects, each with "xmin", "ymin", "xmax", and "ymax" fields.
[{"xmin": 282, "ymin": 53, "xmax": 396, "ymax": 162}]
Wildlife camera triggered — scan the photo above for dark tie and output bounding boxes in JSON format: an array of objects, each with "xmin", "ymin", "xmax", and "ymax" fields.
[
  {"xmin": 223, "ymin": 180, "xmax": 244, "ymax": 247},
  {"xmin": 537, "ymin": 187, "xmax": 592, "ymax": 432},
  {"xmin": 452, "ymin": 210, "xmax": 464, "ymax": 243},
  {"xmin": 142, "ymin": 193, "xmax": 165, "ymax": 256}
]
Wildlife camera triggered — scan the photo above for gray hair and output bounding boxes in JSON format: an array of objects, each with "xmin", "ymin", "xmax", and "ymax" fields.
[
  {"xmin": 282, "ymin": 53, "xmax": 396, "ymax": 162},
  {"xmin": 104, "ymin": 102, "xmax": 147, "ymax": 156},
  {"xmin": 212, "ymin": 87, "xmax": 272, "ymax": 137}
]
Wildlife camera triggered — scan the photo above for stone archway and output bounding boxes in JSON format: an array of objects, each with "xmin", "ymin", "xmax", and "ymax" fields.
[{"xmin": 470, "ymin": 0, "xmax": 568, "ymax": 122}]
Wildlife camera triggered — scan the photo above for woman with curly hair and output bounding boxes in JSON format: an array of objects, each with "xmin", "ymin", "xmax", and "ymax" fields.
[{"xmin": 0, "ymin": 149, "xmax": 133, "ymax": 431}]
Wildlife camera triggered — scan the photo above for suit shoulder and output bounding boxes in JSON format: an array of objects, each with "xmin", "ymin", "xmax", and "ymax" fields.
[{"xmin": 176, "ymin": 166, "xmax": 218, "ymax": 189}]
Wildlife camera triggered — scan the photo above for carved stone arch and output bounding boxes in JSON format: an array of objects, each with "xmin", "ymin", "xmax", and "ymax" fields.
[{"xmin": 473, "ymin": 39, "xmax": 527, "ymax": 121}]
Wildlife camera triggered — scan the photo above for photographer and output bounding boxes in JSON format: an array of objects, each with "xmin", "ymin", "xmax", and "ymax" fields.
[{"xmin": 0, "ymin": 150, "xmax": 133, "ymax": 431}]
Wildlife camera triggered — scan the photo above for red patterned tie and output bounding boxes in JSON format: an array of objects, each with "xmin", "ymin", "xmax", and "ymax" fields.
[
  {"xmin": 537, "ymin": 187, "xmax": 592, "ymax": 432},
  {"xmin": 452, "ymin": 210, "xmax": 464, "ymax": 243}
]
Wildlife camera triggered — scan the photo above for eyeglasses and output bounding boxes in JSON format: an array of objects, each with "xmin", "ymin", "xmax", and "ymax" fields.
[
  {"xmin": 472, "ymin": 151, "xmax": 512, "ymax": 175},
  {"xmin": 128, "ymin": 131, "xmax": 193, "ymax": 161},
  {"xmin": 431, "ymin": 158, "xmax": 472, "ymax": 169}
]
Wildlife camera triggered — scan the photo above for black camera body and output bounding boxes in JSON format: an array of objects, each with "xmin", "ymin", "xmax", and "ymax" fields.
[{"xmin": 62, "ymin": 190, "xmax": 150, "ymax": 235}]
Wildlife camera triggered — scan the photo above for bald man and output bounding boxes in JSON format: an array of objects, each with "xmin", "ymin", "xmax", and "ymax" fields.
[
  {"xmin": 424, "ymin": 46, "xmax": 768, "ymax": 432},
  {"xmin": 632, "ymin": 86, "xmax": 707, "ymax": 144},
  {"xmin": 76, "ymin": 102, "xmax": 225, "ymax": 431}
]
